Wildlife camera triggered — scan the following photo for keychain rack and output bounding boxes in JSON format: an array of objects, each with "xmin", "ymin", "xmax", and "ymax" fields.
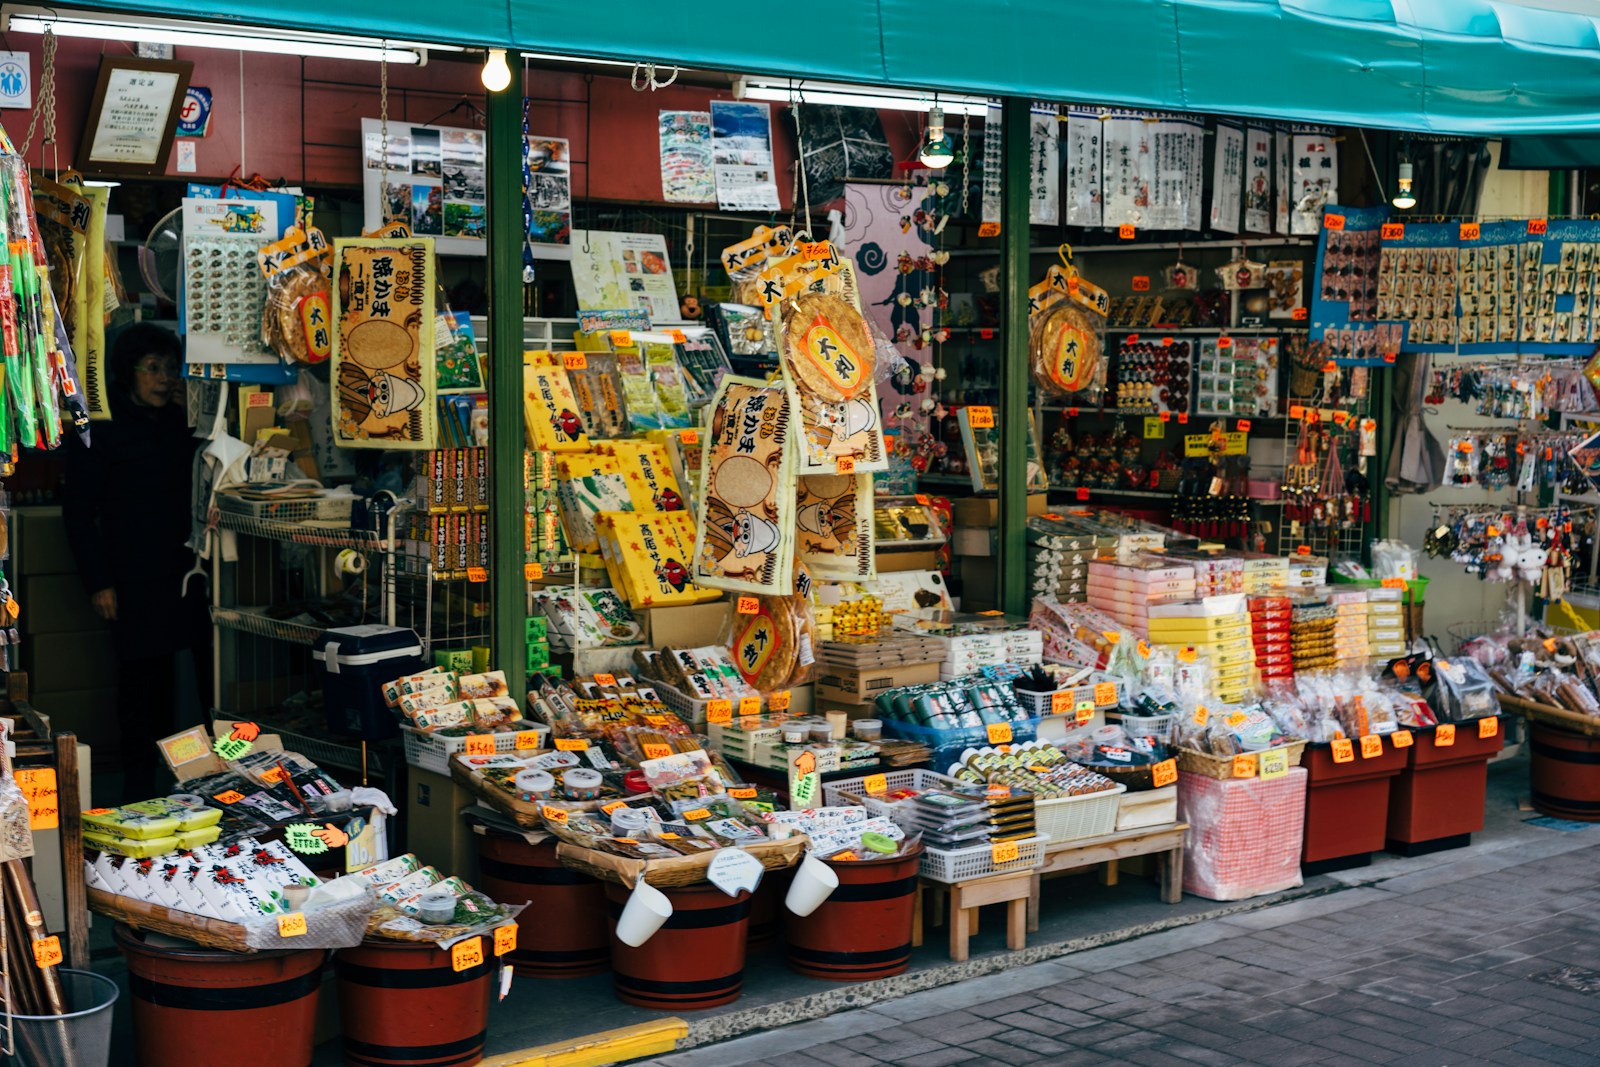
[{"xmin": 1426, "ymin": 502, "xmax": 1596, "ymax": 636}]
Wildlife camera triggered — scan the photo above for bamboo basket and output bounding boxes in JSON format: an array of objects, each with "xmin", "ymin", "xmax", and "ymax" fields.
[
  {"xmin": 1497, "ymin": 693, "xmax": 1600, "ymax": 739},
  {"xmin": 554, "ymin": 836, "xmax": 807, "ymax": 888},
  {"xmin": 1175, "ymin": 739, "xmax": 1306, "ymax": 780}
]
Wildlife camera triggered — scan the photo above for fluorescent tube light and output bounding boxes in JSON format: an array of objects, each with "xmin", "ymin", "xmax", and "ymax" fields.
[
  {"xmin": 738, "ymin": 78, "xmax": 991, "ymax": 116},
  {"xmin": 3, "ymin": 6, "xmax": 451, "ymax": 63}
]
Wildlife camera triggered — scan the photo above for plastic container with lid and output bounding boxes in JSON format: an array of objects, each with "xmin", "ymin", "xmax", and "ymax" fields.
[
  {"xmin": 808, "ymin": 722, "xmax": 834, "ymax": 743},
  {"xmin": 417, "ymin": 888, "xmax": 458, "ymax": 924},
  {"xmin": 515, "ymin": 769, "xmax": 555, "ymax": 801},
  {"xmin": 562, "ymin": 768, "xmax": 603, "ymax": 801},
  {"xmin": 783, "ymin": 723, "xmax": 809, "ymax": 744},
  {"xmin": 853, "ymin": 719, "xmax": 883, "ymax": 741}
]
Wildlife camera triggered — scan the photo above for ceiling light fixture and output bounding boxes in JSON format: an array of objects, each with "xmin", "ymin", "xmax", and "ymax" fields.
[
  {"xmin": 1393, "ymin": 160, "xmax": 1416, "ymax": 210},
  {"xmin": 480, "ymin": 48, "xmax": 511, "ymax": 91},
  {"xmin": 2, "ymin": 6, "xmax": 449, "ymax": 63},
  {"xmin": 737, "ymin": 78, "xmax": 991, "ymax": 116},
  {"xmin": 919, "ymin": 105, "xmax": 954, "ymax": 169}
]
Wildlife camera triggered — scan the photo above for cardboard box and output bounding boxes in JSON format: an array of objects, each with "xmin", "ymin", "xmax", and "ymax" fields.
[
  {"xmin": 877, "ymin": 549, "xmax": 941, "ymax": 573},
  {"xmin": 642, "ymin": 599, "xmax": 730, "ymax": 647},
  {"xmin": 950, "ymin": 493, "xmax": 1050, "ymax": 529},
  {"xmin": 405, "ymin": 766, "xmax": 478, "ymax": 880},
  {"xmin": 816, "ymin": 661, "xmax": 941, "ymax": 700}
]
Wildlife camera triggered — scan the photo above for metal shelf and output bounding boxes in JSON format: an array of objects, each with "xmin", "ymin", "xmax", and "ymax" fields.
[
  {"xmin": 1106, "ymin": 327, "xmax": 1286, "ymax": 335},
  {"xmin": 947, "ymin": 237, "xmax": 1314, "ymax": 257},
  {"xmin": 216, "ymin": 512, "xmax": 397, "ymax": 551},
  {"xmin": 210, "ymin": 606, "xmax": 330, "ymax": 646}
]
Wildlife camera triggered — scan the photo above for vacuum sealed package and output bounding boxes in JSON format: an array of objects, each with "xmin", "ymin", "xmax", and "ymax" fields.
[{"xmin": 1424, "ymin": 656, "xmax": 1501, "ymax": 722}]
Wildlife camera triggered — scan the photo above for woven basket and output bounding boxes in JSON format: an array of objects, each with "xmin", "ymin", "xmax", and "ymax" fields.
[
  {"xmin": 1176, "ymin": 739, "xmax": 1306, "ymax": 780},
  {"xmin": 554, "ymin": 836, "xmax": 807, "ymax": 888}
]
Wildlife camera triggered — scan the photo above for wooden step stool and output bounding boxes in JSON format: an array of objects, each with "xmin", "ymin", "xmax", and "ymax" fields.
[{"xmin": 912, "ymin": 869, "xmax": 1033, "ymax": 962}]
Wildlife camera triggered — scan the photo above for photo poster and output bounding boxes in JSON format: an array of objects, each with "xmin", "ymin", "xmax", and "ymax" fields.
[
  {"xmin": 1274, "ymin": 129, "xmax": 1292, "ymax": 235},
  {"xmin": 1244, "ymin": 126, "xmax": 1273, "ymax": 234},
  {"xmin": 1308, "ymin": 204, "xmax": 1396, "ymax": 363},
  {"xmin": 331, "ymin": 237, "xmax": 438, "ymax": 449},
  {"xmin": 571, "ymin": 230, "xmax": 684, "ymax": 324},
  {"xmin": 361, "ymin": 117, "xmax": 486, "ymax": 256},
  {"xmin": 711, "ymin": 100, "xmax": 781, "ymax": 212},
  {"xmin": 981, "ymin": 101, "xmax": 1004, "ymax": 230},
  {"xmin": 1064, "ymin": 110, "xmax": 1103, "ymax": 227},
  {"xmin": 1290, "ymin": 127, "xmax": 1339, "ymax": 235},
  {"xmin": 659, "ymin": 110, "xmax": 715, "ymax": 204},
  {"xmin": 1210, "ymin": 123, "xmax": 1244, "ymax": 234},
  {"xmin": 1029, "ymin": 102, "xmax": 1059, "ymax": 226},
  {"xmin": 526, "ymin": 135, "xmax": 573, "ymax": 258}
]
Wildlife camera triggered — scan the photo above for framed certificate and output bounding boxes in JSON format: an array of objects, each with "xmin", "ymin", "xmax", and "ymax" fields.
[{"xmin": 78, "ymin": 56, "xmax": 192, "ymax": 176}]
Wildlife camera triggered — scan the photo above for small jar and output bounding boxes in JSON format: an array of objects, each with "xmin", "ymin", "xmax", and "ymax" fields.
[
  {"xmin": 610, "ymin": 806, "xmax": 653, "ymax": 835},
  {"xmin": 562, "ymin": 768, "xmax": 603, "ymax": 801},
  {"xmin": 852, "ymin": 719, "xmax": 883, "ymax": 741},
  {"xmin": 417, "ymin": 888, "xmax": 457, "ymax": 925},
  {"xmin": 808, "ymin": 722, "xmax": 833, "ymax": 744},
  {"xmin": 782, "ymin": 723, "xmax": 809, "ymax": 744},
  {"xmin": 515, "ymin": 769, "xmax": 555, "ymax": 801}
]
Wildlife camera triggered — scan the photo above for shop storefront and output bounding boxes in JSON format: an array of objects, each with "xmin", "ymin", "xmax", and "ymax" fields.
[{"xmin": 0, "ymin": 2, "xmax": 1597, "ymax": 1065}]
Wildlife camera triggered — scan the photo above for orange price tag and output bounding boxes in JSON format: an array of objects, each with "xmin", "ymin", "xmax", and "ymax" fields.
[
  {"xmin": 986, "ymin": 722, "xmax": 1014, "ymax": 744},
  {"xmin": 1479, "ymin": 717, "xmax": 1499, "ymax": 739},
  {"xmin": 1324, "ymin": 214, "xmax": 1346, "ymax": 231},
  {"xmin": 1237, "ymin": 419, "xmax": 1251, "ymax": 433},
  {"xmin": 1292, "ymin": 307, "xmax": 1309, "ymax": 321},
  {"xmin": 600, "ymin": 799, "xmax": 628, "ymax": 815},
  {"xmin": 1544, "ymin": 637, "xmax": 1558, "ymax": 653},
  {"xmin": 1297, "ymin": 545, "xmax": 1311, "ymax": 556},
  {"xmin": 553, "ymin": 736, "xmax": 587, "ymax": 751},
  {"xmin": 463, "ymin": 734, "xmax": 496, "ymax": 756},
  {"xmin": 985, "ymin": 785, "xmax": 1011, "ymax": 799},
  {"xmin": 1529, "ymin": 218, "xmax": 1549, "ymax": 235},
  {"xmin": 863, "ymin": 773, "xmax": 888, "ymax": 795},
  {"xmin": 1460, "ymin": 222, "xmax": 1481, "ymax": 241},
  {"xmin": 1119, "ymin": 224, "xmax": 1136, "ymax": 240},
  {"xmin": 1152, "ymin": 759, "xmax": 1178, "ymax": 788},
  {"xmin": 1435, "ymin": 724, "xmax": 1456, "ymax": 747},
  {"xmin": 214, "ymin": 791, "xmax": 244, "ymax": 805},
  {"xmin": 1159, "ymin": 411, "xmax": 1172, "ymax": 423},
  {"xmin": 738, "ymin": 696, "xmax": 761, "ymax": 717},
  {"xmin": 914, "ymin": 494, "xmax": 931, "ymax": 505},
  {"xmin": 564, "ymin": 352, "xmax": 589, "ymax": 370},
  {"xmin": 1323, "ymin": 360, "xmax": 1340, "ymax": 373},
  {"xmin": 1161, "ymin": 336, "xmax": 1174, "ymax": 346},
  {"xmin": 1360, "ymin": 735, "xmax": 1383, "ymax": 759},
  {"xmin": 494, "ymin": 924, "xmax": 518, "ymax": 956},
  {"xmin": 681, "ymin": 429, "xmax": 700, "ymax": 444},
  {"xmin": 682, "ymin": 808, "xmax": 712, "ymax": 821},
  {"xmin": 730, "ymin": 787, "xmax": 758, "ymax": 799},
  {"xmin": 1177, "ymin": 412, "xmax": 1189, "ymax": 425},
  {"xmin": 642, "ymin": 743, "xmax": 673, "ymax": 760},
  {"xmin": 1380, "ymin": 577, "xmax": 1408, "ymax": 590},
  {"xmin": 1289, "ymin": 405, "xmax": 1306, "ymax": 419},
  {"xmin": 1076, "ymin": 488, "xmax": 1090, "ymax": 501},
  {"xmin": 1232, "ymin": 754, "xmax": 1257, "ymax": 779},
  {"xmin": 769, "ymin": 690, "xmax": 792, "ymax": 712},
  {"xmin": 260, "ymin": 767, "xmax": 286, "ymax": 785},
  {"xmin": 1380, "ymin": 223, "xmax": 1405, "ymax": 240},
  {"xmin": 1177, "ymin": 647, "xmax": 1198, "ymax": 664},
  {"xmin": 278, "ymin": 913, "xmax": 308, "ymax": 938},
  {"xmin": 736, "ymin": 596, "xmax": 760, "ymax": 614},
  {"xmin": 967, "ymin": 405, "xmax": 996, "ymax": 429},
  {"xmin": 1093, "ymin": 682, "xmax": 1118, "ymax": 707},
  {"xmin": 451, "ymin": 937, "xmax": 484, "ymax": 973},
  {"xmin": 593, "ymin": 673, "xmax": 617, "ymax": 686},
  {"xmin": 667, "ymin": 329, "xmax": 687, "ymax": 344},
  {"xmin": 1131, "ymin": 275, "xmax": 1151, "ymax": 292},
  {"xmin": 466, "ymin": 566, "xmax": 488, "ymax": 583},
  {"xmin": 541, "ymin": 805, "xmax": 569, "ymax": 823},
  {"xmin": 978, "ymin": 221, "xmax": 1001, "ymax": 237},
  {"xmin": 833, "ymin": 851, "xmax": 860, "ymax": 861},
  {"xmin": 32, "ymin": 936, "xmax": 62, "ymax": 969},
  {"xmin": 1218, "ymin": 337, "xmax": 1234, "ymax": 349},
  {"xmin": 1050, "ymin": 691, "xmax": 1073, "ymax": 715},
  {"xmin": 644, "ymin": 714, "xmax": 668, "ymax": 726},
  {"xmin": 605, "ymin": 332, "xmax": 630, "ymax": 351},
  {"xmin": 836, "ymin": 456, "xmax": 857, "ymax": 474},
  {"xmin": 83, "ymin": 808, "xmax": 114, "ymax": 816},
  {"xmin": 1391, "ymin": 729, "xmax": 1413, "ymax": 749},
  {"xmin": 1193, "ymin": 705, "xmax": 1210, "ymax": 726},
  {"xmin": 707, "ymin": 700, "xmax": 733, "ymax": 724},
  {"xmin": 1382, "ymin": 352, "xmax": 1396, "ymax": 364},
  {"xmin": 992, "ymin": 840, "xmax": 1021, "ymax": 863},
  {"xmin": 524, "ymin": 562, "xmax": 544, "ymax": 581}
]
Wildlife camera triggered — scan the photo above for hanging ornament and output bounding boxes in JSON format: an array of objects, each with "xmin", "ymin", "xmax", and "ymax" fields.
[
  {"xmin": 1216, "ymin": 257, "xmax": 1267, "ymax": 290},
  {"xmin": 1165, "ymin": 259, "xmax": 1199, "ymax": 291}
]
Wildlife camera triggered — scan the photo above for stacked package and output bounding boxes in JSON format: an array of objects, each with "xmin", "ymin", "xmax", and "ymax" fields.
[
  {"xmin": 1331, "ymin": 587, "xmax": 1370, "ymax": 668},
  {"xmin": 1148, "ymin": 594, "xmax": 1254, "ymax": 705},
  {"xmin": 1249, "ymin": 594, "xmax": 1294, "ymax": 682},
  {"xmin": 1087, "ymin": 558, "xmax": 1197, "ymax": 634},
  {"xmin": 1367, "ymin": 586, "xmax": 1407, "ymax": 659},
  {"xmin": 1284, "ymin": 553, "xmax": 1330, "ymax": 589},
  {"xmin": 1167, "ymin": 550, "xmax": 1244, "ymax": 596},
  {"xmin": 1241, "ymin": 553, "xmax": 1289, "ymax": 594},
  {"xmin": 385, "ymin": 668, "xmax": 523, "ymax": 733},
  {"xmin": 1025, "ymin": 515, "xmax": 1104, "ymax": 603},
  {"xmin": 1289, "ymin": 594, "xmax": 1337, "ymax": 671}
]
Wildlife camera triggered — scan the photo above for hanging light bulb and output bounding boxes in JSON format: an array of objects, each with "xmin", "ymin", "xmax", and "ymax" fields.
[
  {"xmin": 919, "ymin": 105, "xmax": 954, "ymax": 169},
  {"xmin": 1392, "ymin": 160, "xmax": 1416, "ymax": 210},
  {"xmin": 481, "ymin": 48, "xmax": 512, "ymax": 92}
]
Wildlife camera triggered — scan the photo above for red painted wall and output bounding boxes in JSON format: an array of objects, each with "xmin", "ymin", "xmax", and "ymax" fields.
[{"xmin": 1, "ymin": 38, "xmax": 922, "ymax": 206}]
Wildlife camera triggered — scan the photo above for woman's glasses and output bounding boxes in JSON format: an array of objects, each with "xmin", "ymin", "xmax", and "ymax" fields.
[{"xmin": 134, "ymin": 359, "xmax": 178, "ymax": 379}]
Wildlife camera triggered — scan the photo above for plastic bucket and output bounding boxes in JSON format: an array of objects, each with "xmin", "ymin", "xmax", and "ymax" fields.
[
  {"xmin": 335, "ymin": 938, "xmax": 493, "ymax": 1067},
  {"xmin": 7, "ymin": 968, "xmax": 118, "ymax": 1067},
  {"xmin": 1530, "ymin": 722, "xmax": 1600, "ymax": 821},
  {"xmin": 475, "ymin": 833, "xmax": 609, "ymax": 977},
  {"xmin": 115, "ymin": 925, "xmax": 324, "ymax": 1067},
  {"xmin": 785, "ymin": 846, "xmax": 921, "ymax": 981},
  {"xmin": 604, "ymin": 882, "xmax": 750, "ymax": 1010}
]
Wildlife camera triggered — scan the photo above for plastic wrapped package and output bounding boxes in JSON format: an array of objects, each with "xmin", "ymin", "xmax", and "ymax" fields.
[{"xmin": 1177, "ymin": 768, "xmax": 1307, "ymax": 901}]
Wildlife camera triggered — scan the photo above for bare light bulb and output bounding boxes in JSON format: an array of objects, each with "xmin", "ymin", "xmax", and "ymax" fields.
[
  {"xmin": 1392, "ymin": 161, "xmax": 1416, "ymax": 210},
  {"xmin": 919, "ymin": 105, "xmax": 954, "ymax": 169},
  {"xmin": 481, "ymin": 49, "xmax": 512, "ymax": 92}
]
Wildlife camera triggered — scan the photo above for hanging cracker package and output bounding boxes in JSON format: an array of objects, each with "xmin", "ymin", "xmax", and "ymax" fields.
[
  {"xmin": 782, "ymin": 282, "xmax": 888, "ymax": 474},
  {"xmin": 651, "ymin": 427, "xmax": 706, "ymax": 512},
  {"xmin": 567, "ymin": 351, "xmax": 629, "ymax": 438},
  {"xmin": 595, "ymin": 439, "xmax": 687, "ymax": 513},
  {"xmin": 725, "ymin": 563, "xmax": 818, "ymax": 693},
  {"xmin": 693, "ymin": 376, "xmax": 795, "ymax": 595},
  {"xmin": 796, "ymin": 470, "xmax": 875, "ymax": 581},
  {"xmin": 331, "ymin": 237, "xmax": 437, "ymax": 448},
  {"xmin": 594, "ymin": 509, "xmax": 720, "ymax": 609},
  {"xmin": 522, "ymin": 351, "xmax": 591, "ymax": 452}
]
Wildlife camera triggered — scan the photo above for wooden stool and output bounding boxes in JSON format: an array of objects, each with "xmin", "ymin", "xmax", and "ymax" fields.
[{"xmin": 912, "ymin": 871, "xmax": 1033, "ymax": 962}]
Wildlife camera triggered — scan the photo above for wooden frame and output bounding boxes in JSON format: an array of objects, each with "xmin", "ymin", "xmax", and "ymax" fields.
[{"xmin": 77, "ymin": 55, "xmax": 192, "ymax": 177}]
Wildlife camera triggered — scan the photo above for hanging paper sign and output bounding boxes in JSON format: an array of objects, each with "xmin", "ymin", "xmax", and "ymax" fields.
[
  {"xmin": 297, "ymin": 292, "xmax": 333, "ymax": 363},
  {"xmin": 707, "ymin": 848, "xmax": 764, "ymax": 897},
  {"xmin": 14, "ymin": 769, "xmax": 57, "ymax": 830},
  {"xmin": 0, "ymin": 51, "xmax": 31, "ymax": 110}
]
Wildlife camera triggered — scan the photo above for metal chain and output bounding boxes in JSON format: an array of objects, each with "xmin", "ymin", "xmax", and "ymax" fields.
[
  {"xmin": 20, "ymin": 28, "xmax": 57, "ymax": 165},
  {"xmin": 379, "ymin": 48, "xmax": 394, "ymax": 221},
  {"xmin": 960, "ymin": 109, "xmax": 971, "ymax": 214}
]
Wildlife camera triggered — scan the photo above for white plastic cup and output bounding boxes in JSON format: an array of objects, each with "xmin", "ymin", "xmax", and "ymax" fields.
[
  {"xmin": 615, "ymin": 879, "xmax": 674, "ymax": 947},
  {"xmin": 784, "ymin": 852, "xmax": 840, "ymax": 917}
]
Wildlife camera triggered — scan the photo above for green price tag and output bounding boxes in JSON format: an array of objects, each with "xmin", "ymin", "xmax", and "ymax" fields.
[
  {"xmin": 212, "ymin": 736, "xmax": 252, "ymax": 761},
  {"xmin": 791, "ymin": 772, "xmax": 819, "ymax": 807},
  {"xmin": 283, "ymin": 823, "xmax": 330, "ymax": 855}
]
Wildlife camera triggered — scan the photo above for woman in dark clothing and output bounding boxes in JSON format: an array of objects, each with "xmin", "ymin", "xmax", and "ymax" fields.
[{"xmin": 62, "ymin": 323, "xmax": 208, "ymax": 797}]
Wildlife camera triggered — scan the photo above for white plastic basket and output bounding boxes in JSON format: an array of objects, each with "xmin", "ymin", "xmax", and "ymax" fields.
[
  {"xmin": 1113, "ymin": 712, "xmax": 1176, "ymax": 740},
  {"xmin": 920, "ymin": 834, "xmax": 1049, "ymax": 883},
  {"xmin": 1014, "ymin": 678, "xmax": 1126, "ymax": 719},
  {"xmin": 651, "ymin": 677, "xmax": 765, "ymax": 728},
  {"xmin": 401, "ymin": 723, "xmax": 549, "ymax": 774},
  {"xmin": 1034, "ymin": 785, "xmax": 1125, "ymax": 845},
  {"xmin": 823, "ymin": 768, "xmax": 961, "ymax": 812}
]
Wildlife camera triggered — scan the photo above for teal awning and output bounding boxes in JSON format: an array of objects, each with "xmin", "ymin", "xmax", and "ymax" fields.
[{"xmin": 75, "ymin": 0, "xmax": 1600, "ymax": 134}]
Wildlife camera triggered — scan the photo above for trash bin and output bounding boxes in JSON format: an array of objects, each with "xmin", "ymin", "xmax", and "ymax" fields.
[{"xmin": 7, "ymin": 968, "xmax": 118, "ymax": 1067}]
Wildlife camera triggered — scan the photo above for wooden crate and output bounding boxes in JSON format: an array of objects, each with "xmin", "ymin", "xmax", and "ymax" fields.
[{"xmin": 1115, "ymin": 784, "xmax": 1178, "ymax": 831}]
